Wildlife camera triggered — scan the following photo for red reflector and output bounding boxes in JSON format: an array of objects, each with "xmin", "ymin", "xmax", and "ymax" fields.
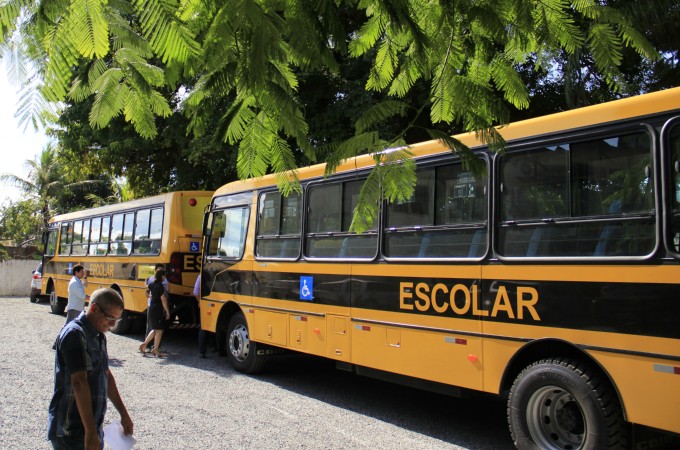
[
  {"xmin": 653, "ymin": 364, "xmax": 680, "ymax": 374},
  {"xmin": 455, "ymin": 338, "xmax": 467, "ymax": 345},
  {"xmin": 362, "ymin": 325, "xmax": 371, "ymax": 331},
  {"xmin": 189, "ymin": 198, "xmax": 197, "ymax": 206},
  {"xmin": 167, "ymin": 253, "xmax": 182, "ymax": 284}
]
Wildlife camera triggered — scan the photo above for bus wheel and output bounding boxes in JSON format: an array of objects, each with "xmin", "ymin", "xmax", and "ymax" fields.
[
  {"xmin": 226, "ymin": 311, "xmax": 266, "ymax": 374},
  {"xmin": 49, "ymin": 286, "xmax": 64, "ymax": 315},
  {"xmin": 508, "ymin": 358, "xmax": 626, "ymax": 450},
  {"xmin": 109, "ymin": 310, "xmax": 133, "ymax": 335}
]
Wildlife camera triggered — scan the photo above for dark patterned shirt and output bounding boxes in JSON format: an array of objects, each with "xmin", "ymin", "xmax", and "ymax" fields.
[{"xmin": 47, "ymin": 311, "xmax": 109, "ymax": 440}]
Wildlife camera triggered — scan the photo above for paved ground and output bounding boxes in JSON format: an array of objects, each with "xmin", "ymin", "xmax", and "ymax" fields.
[{"xmin": 0, "ymin": 296, "xmax": 518, "ymax": 449}]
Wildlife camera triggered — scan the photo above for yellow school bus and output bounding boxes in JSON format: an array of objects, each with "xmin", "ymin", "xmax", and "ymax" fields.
[
  {"xmin": 42, "ymin": 191, "xmax": 212, "ymax": 334},
  {"xmin": 199, "ymin": 88, "xmax": 680, "ymax": 448}
]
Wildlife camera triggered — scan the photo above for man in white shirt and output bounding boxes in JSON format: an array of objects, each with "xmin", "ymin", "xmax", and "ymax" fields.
[
  {"xmin": 53, "ymin": 264, "xmax": 90, "ymax": 350},
  {"xmin": 66, "ymin": 264, "xmax": 89, "ymax": 324}
]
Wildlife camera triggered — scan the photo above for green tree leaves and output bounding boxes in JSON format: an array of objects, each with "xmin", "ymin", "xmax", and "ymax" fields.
[
  {"xmin": 69, "ymin": 0, "xmax": 109, "ymax": 59},
  {"xmin": 0, "ymin": 198, "xmax": 43, "ymax": 247},
  {"xmin": 0, "ymin": 0, "xmax": 664, "ymax": 228},
  {"xmin": 132, "ymin": 0, "xmax": 200, "ymax": 64},
  {"xmin": 1, "ymin": 0, "xmax": 198, "ymax": 138}
]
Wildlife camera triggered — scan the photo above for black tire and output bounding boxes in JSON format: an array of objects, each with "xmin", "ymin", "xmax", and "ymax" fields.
[
  {"xmin": 109, "ymin": 309, "xmax": 133, "ymax": 335},
  {"xmin": 226, "ymin": 311, "xmax": 266, "ymax": 374},
  {"xmin": 49, "ymin": 285, "xmax": 65, "ymax": 315},
  {"xmin": 508, "ymin": 358, "xmax": 627, "ymax": 450},
  {"xmin": 30, "ymin": 293, "xmax": 40, "ymax": 303}
]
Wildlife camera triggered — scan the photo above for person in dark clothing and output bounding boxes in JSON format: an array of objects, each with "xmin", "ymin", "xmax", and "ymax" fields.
[
  {"xmin": 138, "ymin": 269, "xmax": 170, "ymax": 357},
  {"xmin": 48, "ymin": 287, "xmax": 133, "ymax": 450},
  {"xmin": 144, "ymin": 263, "xmax": 168, "ymax": 344}
]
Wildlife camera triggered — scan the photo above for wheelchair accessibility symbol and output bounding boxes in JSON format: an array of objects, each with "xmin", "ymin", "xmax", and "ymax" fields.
[
  {"xmin": 189, "ymin": 241, "xmax": 200, "ymax": 252},
  {"xmin": 300, "ymin": 276, "xmax": 313, "ymax": 301}
]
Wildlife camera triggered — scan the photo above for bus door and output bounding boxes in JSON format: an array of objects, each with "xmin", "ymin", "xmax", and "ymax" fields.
[{"xmin": 201, "ymin": 204, "xmax": 252, "ymax": 333}]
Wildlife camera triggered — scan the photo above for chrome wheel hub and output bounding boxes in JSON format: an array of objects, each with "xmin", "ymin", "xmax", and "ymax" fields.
[
  {"xmin": 526, "ymin": 386, "xmax": 585, "ymax": 450},
  {"xmin": 228, "ymin": 324, "xmax": 250, "ymax": 362}
]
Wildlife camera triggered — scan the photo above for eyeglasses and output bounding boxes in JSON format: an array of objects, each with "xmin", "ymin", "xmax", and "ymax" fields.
[{"xmin": 96, "ymin": 304, "xmax": 122, "ymax": 323}]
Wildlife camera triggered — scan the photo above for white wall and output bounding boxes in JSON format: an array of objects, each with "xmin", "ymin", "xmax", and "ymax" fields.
[{"xmin": 0, "ymin": 259, "xmax": 39, "ymax": 297}]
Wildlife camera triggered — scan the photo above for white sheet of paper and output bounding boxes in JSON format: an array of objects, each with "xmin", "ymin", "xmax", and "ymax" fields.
[{"xmin": 103, "ymin": 420, "xmax": 136, "ymax": 450}]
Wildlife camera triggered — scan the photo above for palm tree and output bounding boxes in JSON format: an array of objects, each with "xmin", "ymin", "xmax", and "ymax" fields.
[
  {"xmin": 1, "ymin": 144, "xmax": 116, "ymax": 228},
  {"xmin": 0, "ymin": 144, "xmax": 63, "ymax": 229},
  {"xmin": 85, "ymin": 177, "xmax": 135, "ymax": 207}
]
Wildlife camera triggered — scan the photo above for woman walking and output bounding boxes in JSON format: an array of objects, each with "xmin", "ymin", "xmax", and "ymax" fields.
[{"xmin": 139, "ymin": 269, "xmax": 171, "ymax": 357}]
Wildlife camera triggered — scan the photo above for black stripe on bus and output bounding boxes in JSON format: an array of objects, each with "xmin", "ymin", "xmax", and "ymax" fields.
[
  {"xmin": 577, "ymin": 345, "xmax": 680, "ymax": 363},
  {"xmin": 208, "ymin": 269, "xmax": 680, "ymax": 341},
  {"xmin": 45, "ymin": 257, "xmax": 200, "ymax": 283},
  {"xmin": 353, "ymin": 275, "xmax": 680, "ymax": 341}
]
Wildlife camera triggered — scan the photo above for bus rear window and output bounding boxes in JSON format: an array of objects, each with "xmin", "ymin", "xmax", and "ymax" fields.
[{"xmin": 133, "ymin": 207, "xmax": 163, "ymax": 255}]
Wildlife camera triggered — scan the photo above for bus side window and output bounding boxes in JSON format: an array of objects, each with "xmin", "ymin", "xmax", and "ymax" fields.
[
  {"xmin": 668, "ymin": 124, "xmax": 680, "ymax": 253},
  {"xmin": 384, "ymin": 161, "xmax": 487, "ymax": 259},
  {"xmin": 45, "ymin": 228, "xmax": 58, "ymax": 256},
  {"xmin": 573, "ymin": 133, "xmax": 654, "ymax": 256},
  {"xmin": 499, "ymin": 131, "xmax": 655, "ymax": 257},
  {"xmin": 110, "ymin": 212, "xmax": 133, "ymax": 255},
  {"xmin": 71, "ymin": 219, "xmax": 90, "ymax": 255},
  {"xmin": 98, "ymin": 216, "xmax": 111, "ymax": 255},
  {"xmin": 133, "ymin": 208, "xmax": 163, "ymax": 255},
  {"xmin": 305, "ymin": 180, "xmax": 377, "ymax": 259},
  {"xmin": 256, "ymin": 191, "xmax": 300, "ymax": 259},
  {"xmin": 89, "ymin": 217, "xmax": 102, "ymax": 255},
  {"xmin": 133, "ymin": 209, "xmax": 151, "ymax": 255},
  {"xmin": 59, "ymin": 222, "xmax": 73, "ymax": 255},
  {"xmin": 306, "ymin": 183, "xmax": 343, "ymax": 258},
  {"xmin": 148, "ymin": 208, "xmax": 163, "ymax": 254}
]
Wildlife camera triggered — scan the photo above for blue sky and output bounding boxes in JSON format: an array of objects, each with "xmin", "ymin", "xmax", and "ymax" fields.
[{"xmin": 0, "ymin": 62, "xmax": 52, "ymax": 205}]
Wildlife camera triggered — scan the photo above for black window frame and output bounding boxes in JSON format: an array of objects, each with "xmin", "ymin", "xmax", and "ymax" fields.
[
  {"xmin": 495, "ymin": 124, "xmax": 659, "ymax": 261},
  {"xmin": 255, "ymin": 190, "xmax": 302, "ymax": 260},
  {"xmin": 132, "ymin": 206, "xmax": 164, "ymax": 256},
  {"xmin": 661, "ymin": 116, "xmax": 680, "ymax": 259},
  {"xmin": 205, "ymin": 205, "xmax": 250, "ymax": 260},
  {"xmin": 110, "ymin": 212, "xmax": 135, "ymax": 256},
  {"xmin": 304, "ymin": 177, "xmax": 378, "ymax": 260},
  {"xmin": 382, "ymin": 155, "xmax": 489, "ymax": 261}
]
